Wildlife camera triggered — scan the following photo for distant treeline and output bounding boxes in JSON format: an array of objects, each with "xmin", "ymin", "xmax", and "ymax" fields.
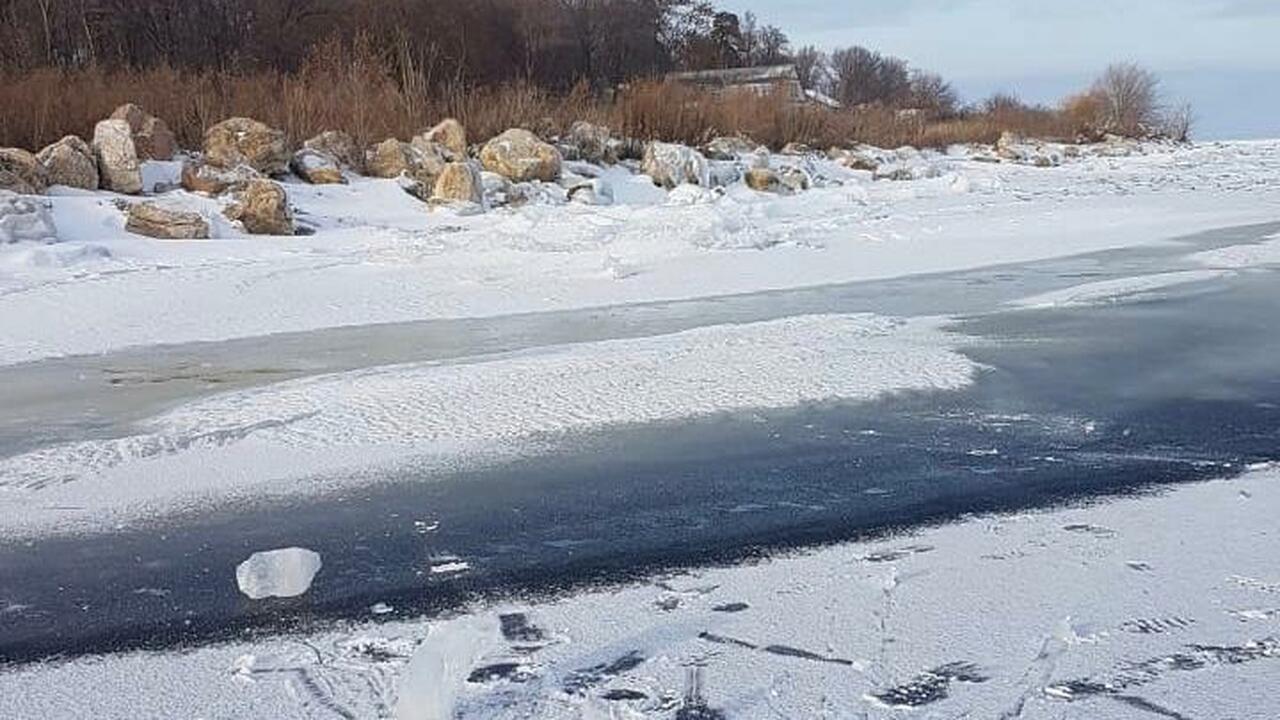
[{"xmin": 0, "ymin": 0, "xmax": 1187, "ymax": 150}]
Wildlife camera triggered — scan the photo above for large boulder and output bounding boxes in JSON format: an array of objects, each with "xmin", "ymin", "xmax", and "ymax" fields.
[
  {"xmin": 0, "ymin": 148, "xmax": 48, "ymax": 195},
  {"xmin": 566, "ymin": 121, "xmax": 614, "ymax": 165},
  {"xmin": 423, "ymin": 119, "xmax": 467, "ymax": 159},
  {"xmin": 641, "ymin": 142, "xmax": 709, "ymax": 189},
  {"xmin": 431, "ymin": 160, "xmax": 483, "ymax": 205},
  {"xmin": 180, "ymin": 161, "xmax": 261, "ymax": 195},
  {"xmin": 480, "ymin": 129, "xmax": 562, "ymax": 183},
  {"xmin": 365, "ymin": 138, "xmax": 448, "ymax": 195},
  {"xmin": 365, "ymin": 139, "xmax": 414, "ymax": 179},
  {"xmin": 36, "ymin": 136, "xmax": 98, "ymax": 190},
  {"xmin": 0, "ymin": 191, "xmax": 57, "ymax": 243},
  {"xmin": 290, "ymin": 148, "xmax": 344, "ymax": 184},
  {"xmin": 92, "ymin": 119, "xmax": 143, "ymax": 194},
  {"xmin": 224, "ymin": 178, "xmax": 293, "ymax": 235},
  {"xmin": 109, "ymin": 103, "xmax": 176, "ymax": 161},
  {"xmin": 304, "ymin": 130, "xmax": 363, "ymax": 173},
  {"xmin": 203, "ymin": 117, "xmax": 289, "ymax": 175},
  {"xmin": 125, "ymin": 202, "xmax": 209, "ymax": 239}
]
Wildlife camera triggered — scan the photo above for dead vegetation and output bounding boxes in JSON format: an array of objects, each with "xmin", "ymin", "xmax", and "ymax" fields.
[{"xmin": 0, "ymin": 42, "xmax": 1185, "ymax": 153}]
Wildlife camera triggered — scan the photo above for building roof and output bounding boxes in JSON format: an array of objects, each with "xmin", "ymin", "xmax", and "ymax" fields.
[{"xmin": 665, "ymin": 64, "xmax": 800, "ymax": 86}]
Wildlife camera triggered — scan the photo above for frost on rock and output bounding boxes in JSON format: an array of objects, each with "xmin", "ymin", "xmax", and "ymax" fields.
[
  {"xmin": 0, "ymin": 191, "xmax": 58, "ymax": 244},
  {"xmin": 235, "ymin": 547, "xmax": 322, "ymax": 600},
  {"xmin": 642, "ymin": 142, "xmax": 710, "ymax": 189}
]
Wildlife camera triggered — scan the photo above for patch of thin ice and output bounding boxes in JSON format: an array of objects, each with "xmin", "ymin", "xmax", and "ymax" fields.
[
  {"xmin": 0, "ymin": 313, "xmax": 976, "ymax": 537},
  {"xmin": 1009, "ymin": 269, "xmax": 1234, "ymax": 309},
  {"xmin": 4, "ymin": 464, "xmax": 1278, "ymax": 719},
  {"xmin": 1187, "ymin": 236, "xmax": 1280, "ymax": 269}
]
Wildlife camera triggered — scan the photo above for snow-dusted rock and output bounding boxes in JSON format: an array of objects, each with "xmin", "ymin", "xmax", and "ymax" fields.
[
  {"xmin": 109, "ymin": 103, "xmax": 176, "ymax": 161},
  {"xmin": 125, "ymin": 202, "xmax": 209, "ymax": 239},
  {"xmin": 365, "ymin": 139, "xmax": 414, "ymax": 179},
  {"xmin": 290, "ymin": 148, "xmax": 344, "ymax": 184},
  {"xmin": 565, "ymin": 121, "xmax": 614, "ymax": 165},
  {"xmin": 0, "ymin": 191, "xmax": 57, "ymax": 243},
  {"xmin": 180, "ymin": 160, "xmax": 261, "ymax": 195},
  {"xmin": 479, "ymin": 170, "xmax": 513, "ymax": 204},
  {"xmin": 407, "ymin": 136, "xmax": 451, "ymax": 189},
  {"xmin": 703, "ymin": 135, "xmax": 757, "ymax": 161},
  {"xmin": 36, "ymin": 136, "xmax": 98, "ymax": 190},
  {"xmin": 480, "ymin": 128, "xmax": 562, "ymax": 183},
  {"xmin": 642, "ymin": 141, "xmax": 709, "ymax": 189},
  {"xmin": 779, "ymin": 166, "xmax": 812, "ymax": 193},
  {"xmin": 567, "ymin": 177, "xmax": 614, "ymax": 205},
  {"xmin": 367, "ymin": 138, "xmax": 449, "ymax": 199},
  {"xmin": 829, "ymin": 146, "xmax": 881, "ymax": 171},
  {"xmin": 745, "ymin": 165, "xmax": 809, "ymax": 195},
  {"xmin": 665, "ymin": 183, "xmax": 720, "ymax": 205},
  {"xmin": 304, "ymin": 130, "xmax": 363, "ymax": 173},
  {"xmin": 92, "ymin": 119, "xmax": 143, "ymax": 194},
  {"xmin": 235, "ymin": 547, "xmax": 322, "ymax": 600},
  {"xmin": 423, "ymin": 118, "xmax": 467, "ymax": 159},
  {"xmin": 0, "ymin": 148, "xmax": 49, "ymax": 195},
  {"xmin": 431, "ymin": 160, "xmax": 483, "ymax": 205},
  {"xmin": 995, "ymin": 131, "xmax": 1063, "ymax": 167},
  {"xmin": 224, "ymin": 178, "xmax": 293, "ymax": 235},
  {"xmin": 203, "ymin": 117, "xmax": 289, "ymax": 175},
  {"xmin": 744, "ymin": 166, "xmax": 782, "ymax": 193}
]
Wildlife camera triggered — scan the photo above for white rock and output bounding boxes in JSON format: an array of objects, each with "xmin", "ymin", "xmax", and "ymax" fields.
[
  {"xmin": 0, "ymin": 191, "xmax": 58, "ymax": 244},
  {"xmin": 235, "ymin": 547, "xmax": 322, "ymax": 599},
  {"xmin": 642, "ymin": 142, "xmax": 709, "ymax": 189}
]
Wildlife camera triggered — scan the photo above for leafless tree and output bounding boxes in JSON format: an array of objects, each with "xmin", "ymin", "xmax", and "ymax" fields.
[{"xmin": 1092, "ymin": 62, "xmax": 1161, "ymax": 136}]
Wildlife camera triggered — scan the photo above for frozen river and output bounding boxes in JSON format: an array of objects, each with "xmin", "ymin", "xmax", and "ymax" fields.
[{"xmin": 2, "ymin": 222, "xmax": 1279, "ymax": 666}]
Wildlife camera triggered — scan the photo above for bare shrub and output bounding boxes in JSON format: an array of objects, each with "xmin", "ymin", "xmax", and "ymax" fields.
[
  {"xmin": 1162, "ymin": 103, "xmax": 1194, "ymax": 142},
  {"xmin": 1092, "ymin": 63, "xmax": 1161, "ymax": 137}
]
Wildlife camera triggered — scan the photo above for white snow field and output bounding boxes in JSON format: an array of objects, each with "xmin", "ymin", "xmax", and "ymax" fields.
[
  {"xmin": 3, "ymin": 464, "xmax": 1276, "ymax": 719},
  {"xmin": 0, "ymin": 313, "xmax": 975, "ymax": 537},
  {"xmin": 0, "ymin": 141, "xmax": 1277, "ymax": 367}
]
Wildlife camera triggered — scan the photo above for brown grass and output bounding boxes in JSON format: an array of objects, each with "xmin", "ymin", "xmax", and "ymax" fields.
[{"xmin": 0, "ymin": 54, "xmax": 1097, "ymax": 154}]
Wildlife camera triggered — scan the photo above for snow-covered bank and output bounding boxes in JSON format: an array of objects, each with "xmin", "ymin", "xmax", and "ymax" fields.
[
  {"xmin": 0, "ymin": 313, "xmax": 975, "ymax": 537},
  {"xmin": 1, "ymin": 141, "xmax": 1278, "ymax": 367},
  {"xmin": 4, "ymin": 464, "xmax": 1276, "ymax": 719}
]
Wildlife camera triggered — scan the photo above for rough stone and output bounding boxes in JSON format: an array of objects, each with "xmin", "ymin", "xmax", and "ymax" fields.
[
  {"xmin": 125, "ymin": 202, "xmax": 209, "ymax": 239},
  {"xmin": 224, "ymin": 178, "xmax": 293, "ymax": 235},
  {"xmin": 109, "ymin": 103, "xmax": 176, "ymax": 160},
  {"xmin": 303, "ymin": 130, "xmax": 363, "ymax": 173},
  {"xmin": 480, "ymin": 129, "xmax": 562, "ymax": 183},
  {"xmin": 92, "ymin": 119, "xmax": 143, "ymax": 194},
  {"xmin": 641, "ymin": 142, "xmax": 708, "ymax": 189},
  {"xmin": 203, "ymin": 117, "xmax": 290, "ymax": 175},
  {"xmin": 424, "ymin": 119, "xmax": 467, "ymax": 159},
  {"xmin": 290, "ymin": 148, "xmax": 345, "ymax": 184},
  {"xmin": 431, "ymin": 160, "xmax": 483, "ymax": 205},
  {"xmin": 0, "ymin": 148, "xmax": 49, "ymax": 194},
  {"xmin": 36, "ymin": 136, "xmax": 98, "ymax": 190}
]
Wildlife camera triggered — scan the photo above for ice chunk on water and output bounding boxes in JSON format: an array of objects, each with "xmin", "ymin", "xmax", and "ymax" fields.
[{"xmin": 235, "ymin": 547, "xmax": 322, "ymax": 599}]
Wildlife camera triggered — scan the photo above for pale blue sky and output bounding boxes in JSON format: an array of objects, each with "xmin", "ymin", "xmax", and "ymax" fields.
[{"xmin": 726, "ymin": 0, "xmax": 1280, "ymax": 139}]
